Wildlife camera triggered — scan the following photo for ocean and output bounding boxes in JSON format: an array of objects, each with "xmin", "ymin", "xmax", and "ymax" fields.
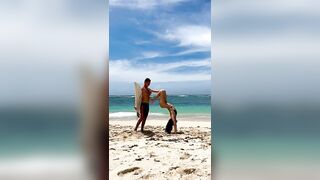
[
  {"xmin": 109, "ymin": 94, "xmax": 211, "ymax": 118},
  {"xmin": 213, "ymin": 103, "xmax": 320, "ymax": 165},
  {"xmin": 0, "ymin": 107, "xmax": 80, "ymax": 158}
]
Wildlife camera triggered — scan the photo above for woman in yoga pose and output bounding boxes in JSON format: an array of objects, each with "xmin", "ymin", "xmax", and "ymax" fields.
[{"xmin": 151, "ymin": 89, "xmax": 177, "ymax": 133}]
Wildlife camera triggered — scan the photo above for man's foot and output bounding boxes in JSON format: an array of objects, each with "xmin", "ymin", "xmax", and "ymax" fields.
[
  {"xmin": 141, "ymin": 129, "xmax": 144, "ymax": 132},
  {"xmin": 134, "ymin": 128, "xmax": 137, "ymax": 131}
]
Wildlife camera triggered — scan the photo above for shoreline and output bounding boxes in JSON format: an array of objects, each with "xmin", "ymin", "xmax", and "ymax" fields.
[
  {"xmin": 109, "ymin": 113, "xmax": 211, "ymax": 123},
  {"xmin": 109, "ymin": 120, "xmax": 211, "ymax": 128}
]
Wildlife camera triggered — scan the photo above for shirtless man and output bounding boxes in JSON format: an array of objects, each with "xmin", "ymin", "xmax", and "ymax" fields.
[
  {"xmin": 134, "ymin": 78, "xmax": 159, "ymax": 132},
  {"xmin": 151, "ymin": 90, "xmax": 177, "ymax": 133}
]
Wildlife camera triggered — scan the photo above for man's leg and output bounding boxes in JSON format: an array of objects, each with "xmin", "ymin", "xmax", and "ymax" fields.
[
  {"xmin": 141, "ymin": 118, "xmax": 146, "ymax": 132},
  {"xmin": 140, "ymin": 104, "xmax": 149, "ymax": 132},
  {"xmin": 134, "ymin": 105, "xmax": 145, "ymax": 131}
]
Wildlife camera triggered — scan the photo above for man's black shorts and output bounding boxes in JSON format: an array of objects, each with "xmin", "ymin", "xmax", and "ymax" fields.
[{"xmin": 140, "ymin": 102, "xmax": 149, "ymax": 118}]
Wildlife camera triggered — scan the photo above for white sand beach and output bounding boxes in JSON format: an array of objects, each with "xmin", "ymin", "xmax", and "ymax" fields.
[{"xmin": 109, "ymin": 119, "xmax": 211, "ymax": 180}]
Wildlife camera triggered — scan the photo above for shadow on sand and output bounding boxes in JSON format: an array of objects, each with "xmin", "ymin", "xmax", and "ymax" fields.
[{"xmin": 142, "ymin": 130, "xmax": 155, "ymax": 137}]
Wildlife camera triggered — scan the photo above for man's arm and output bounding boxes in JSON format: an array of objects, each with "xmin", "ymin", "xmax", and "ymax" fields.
[{"xmin": 149, "ymin": 88, "xmax": 159, "ymax": 93}]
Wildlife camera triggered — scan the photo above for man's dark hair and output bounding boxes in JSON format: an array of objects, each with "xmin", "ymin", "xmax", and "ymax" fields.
[{"xmin": 144, "ymin": 78, "xmax": 151, "ymax": 83}]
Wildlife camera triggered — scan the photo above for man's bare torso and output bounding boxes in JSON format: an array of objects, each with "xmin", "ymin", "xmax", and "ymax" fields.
[{"xmin": 141, "ymin": 87, "xmax": 151, "ymax": 103}]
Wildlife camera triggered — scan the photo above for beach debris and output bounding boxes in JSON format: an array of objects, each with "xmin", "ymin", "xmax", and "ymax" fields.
[
  {"xmin": 183, "ymin": 168, "xmax": 196, "ymax": 174},
  {"xmin": 148, "ymin": 137, "xmax": 156, "ymax": 141},
  {"xmin": 129, "ymin": 144, "xmax": 138, "ymax": 148},
  {"xmin": 154, "ymin": 158, "xmax": 160, "ymax": 162},
  {"xmin": 135, "ymin": 157, "xmax": 144, "ymax": 161},
  {"xmin": 161, "ymin": 144, "xmax": 169, "ymax": 147},
  {"xmin": 149, "ymin": 152, "xmax": 156, "ymax": 158},
  {"xmin": 117, "ymin": 167, "xmax": 140, "ymax": 176},
  {"xmin": 169, "ymin": 166, "xmax": 179, "ymax": 171},
  {"xmin": 141, "ymin": 174, "xmax": 155, "ymax": 179},
  {"xmin": 180, "ymin": 152, "xmax": 191, "ymax": 160}
]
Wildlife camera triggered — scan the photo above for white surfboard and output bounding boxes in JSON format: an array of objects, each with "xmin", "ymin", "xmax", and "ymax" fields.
[{"xmin": 134, "ymin": 82, "xmax": 142, "ymax": 114}]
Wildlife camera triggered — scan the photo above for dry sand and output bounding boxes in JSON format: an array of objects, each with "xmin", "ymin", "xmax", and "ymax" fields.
[{"xmin": 109, "ymin": 120, "xmax": 211, "ymax": 180}]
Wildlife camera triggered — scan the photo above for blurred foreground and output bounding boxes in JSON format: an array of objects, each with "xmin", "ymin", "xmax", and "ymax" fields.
[{"xmin": 0, "ymin": 0, "xmax": 108, "ymax": 179}]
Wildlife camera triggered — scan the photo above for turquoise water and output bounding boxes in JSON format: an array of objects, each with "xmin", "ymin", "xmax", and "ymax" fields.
[
  {"xmin": 213, "ymin": 104, "xmax": 320, "ymax": 163},
  {"xmin": 0, "ymin": 107, "xmax": 80, "ymax": 157},
  {"xmin": 109, "ymin": 94, "xmax": 211, "ymax": 116}
]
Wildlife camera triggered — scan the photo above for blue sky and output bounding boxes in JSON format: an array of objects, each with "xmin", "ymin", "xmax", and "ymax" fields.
[
  {"xmin": 109, "ymin": 0, "xmax": 211, "ymax": 95},
  {"xmin": 2, "ymin": 0, "xmax": 320, "ymax": 103}
]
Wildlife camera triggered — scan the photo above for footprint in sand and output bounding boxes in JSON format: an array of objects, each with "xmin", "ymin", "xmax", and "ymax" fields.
[{"xmin": 117, "ymin": 167, "xmax": 141, "ymax": 176}]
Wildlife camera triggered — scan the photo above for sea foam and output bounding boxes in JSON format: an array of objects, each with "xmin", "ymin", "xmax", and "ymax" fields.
[{"xmin": 109, "ymin": 112, "xmax": 166, "ymax": 118}]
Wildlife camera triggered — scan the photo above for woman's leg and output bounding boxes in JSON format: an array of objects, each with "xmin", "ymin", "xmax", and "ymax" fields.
[
  {"xmin": 172, "ymin": 109, "xmax": 177, "ymax": 133},
  {"xmin": 166, "ymin": 106, "xmax": 177, "ymax": 133}
]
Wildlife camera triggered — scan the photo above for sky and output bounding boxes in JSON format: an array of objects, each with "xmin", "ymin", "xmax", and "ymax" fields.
[
  {"xmin": 1, "ymin": 0, "xmax": 319, "ymax": 104},
  {"xmin": 109, "ymin": 0, "xmax": 211, "ymax": 95},
  {"xmin": 212, "ymin": 0, "xmax": 320, "ymax": 105},
  {"xmin": 0, "ymin": 0, "xmax": 107, "ymax": 106}
]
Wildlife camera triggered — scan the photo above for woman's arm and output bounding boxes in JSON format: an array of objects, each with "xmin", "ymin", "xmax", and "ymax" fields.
[{"xmin": 150, "ymin": 94, "xmax": 159, "ymax": 104}]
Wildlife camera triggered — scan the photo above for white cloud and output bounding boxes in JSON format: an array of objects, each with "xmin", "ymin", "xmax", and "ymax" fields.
[
  {"xmin": 109, "ymin": 58, "xmax": 211, "ymax": 83},
  {"xmin": 130, "ymin": 48, "xmax": 210, "ymax": 61},
  {"xmin": 110, "ymin": 0, "xmax": 188, "ymax": 10},
  {"xmin": 141, "ymin": 51, "xmax": 163, "ymax": 59},
  {"xmin": 159, "ymin": 25, "xmax": 211, "ymax": 50}
]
